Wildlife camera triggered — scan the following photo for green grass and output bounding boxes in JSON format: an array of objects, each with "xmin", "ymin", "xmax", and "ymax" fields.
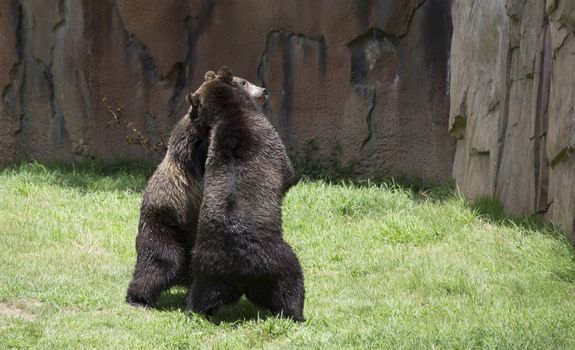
[{"xmin": 1, "ymin": 163, "xmax": 575, "ymax": 349}]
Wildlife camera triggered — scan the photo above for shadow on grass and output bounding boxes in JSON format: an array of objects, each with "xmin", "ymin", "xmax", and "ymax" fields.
[
  {"xmin": 468, "ymin": 197, "xmax": 557, "ymax": 234},
  {"xmin": 211, "ymin": 298, "xmax": 271, "ymax": 325},
  {"xmin": 1, "ymin": 161, "xmax": 153, "ymax": 193},
  {"xmin": 4, "ymin": 160, "xmax": 457, "ymax": 203},
  {"xmin": 467, "ymin": 199, "xmax": 575, "ymax": 282},
  {"xmin": 154, "ymin": 289, "xmax": 187, "ymax": 312},
  {"xmin": 155, "ymin": 290, "xmax": 271, "ymax": 324},
  {"xmin": 301, "ymin": 174, "xmax": 456, "ymax": 203}
]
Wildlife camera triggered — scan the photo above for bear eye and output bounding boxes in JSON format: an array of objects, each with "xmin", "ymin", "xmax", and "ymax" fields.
[{"xmin": 241, "ymin": 80, "xmax": 247, "ymax": 86}]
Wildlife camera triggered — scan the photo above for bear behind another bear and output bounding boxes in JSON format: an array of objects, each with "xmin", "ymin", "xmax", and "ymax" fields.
[{"xmin": 125, "ymin": 111, "xmax": 209, "ymax": 308}]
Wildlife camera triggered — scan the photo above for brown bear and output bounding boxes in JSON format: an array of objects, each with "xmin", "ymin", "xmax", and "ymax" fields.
[
  {"xmin": 183, "ymin": 67, "xmax": 304, "ymax": 321},
  {"xmin": 125, "ymin": 71, "xmax": 268, "ymax": 308}
]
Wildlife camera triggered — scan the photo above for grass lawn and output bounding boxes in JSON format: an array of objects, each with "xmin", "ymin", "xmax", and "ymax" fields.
[{"xmin": 1, "ymin": 163, "xmax": 575, "ymax": 349}]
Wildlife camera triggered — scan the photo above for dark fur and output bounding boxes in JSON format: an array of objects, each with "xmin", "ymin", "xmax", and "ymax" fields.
[
  {"xmin": 125, "ymin": 113, "xmax": 208, "ymax": 308},
  {"xmin": 183, "ymin": 67, "xmax": 304, "ymax": 321}
]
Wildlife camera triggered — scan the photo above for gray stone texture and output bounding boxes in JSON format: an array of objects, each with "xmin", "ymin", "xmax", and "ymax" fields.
[{"xmin": 451, "ymin": 0, "xmax": 575, "ymax": 240}]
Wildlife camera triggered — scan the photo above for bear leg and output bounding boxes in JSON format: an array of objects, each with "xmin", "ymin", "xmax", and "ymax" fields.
[
  {"xmin": 245, "ymin": 273, "xmax": 305, "ymax": 322},
  {"xmin": 126, "ymin": 235, "xmax": 188, "ymax": 308},
  {"xmin": 184, "ymin": 278, "xmax": 241, "ymax": 316}
]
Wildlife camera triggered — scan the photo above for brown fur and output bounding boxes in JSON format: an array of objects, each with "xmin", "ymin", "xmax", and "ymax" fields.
[
  {"xmin": 126, "ymin": 69, "xmax": 270, "ymax": 309},
  {"xmin": 183, "ymin": 67, "xmax": 304, "ymax": 321},
  {"xmin": 125, "ymin": 113, "xmax": 208, "ymax": 308}
]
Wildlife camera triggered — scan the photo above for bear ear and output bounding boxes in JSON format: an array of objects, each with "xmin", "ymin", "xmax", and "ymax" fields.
[
  {"xmin": 204, "ymin": 71, "xmax": 216, "ymax": 82},
  {"xmin": 186, "ymin": 92, "xmax": 199, "ymax": 108},
  {"xmin": 217, "ymin": 66, "xmax": 233, "ymax": 83}
]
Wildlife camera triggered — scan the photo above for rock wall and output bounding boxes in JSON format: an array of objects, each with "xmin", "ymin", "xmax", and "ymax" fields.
[
  {"xmin": 450, "ymin": 0, "xmax": 575, "ymax": 240},
  {"xmin": 0, "ymin": 0, "xmax": 20, "ymax": 164},
  {"xmin": 0, "ymin": 0, "xmax": 455, "ymax": 183}
]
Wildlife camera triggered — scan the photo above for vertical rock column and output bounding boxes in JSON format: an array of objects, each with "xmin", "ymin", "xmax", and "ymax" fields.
[
  {"xmin": 0, "ymin": 0, "xmax": 21, "ymax": 163},
  {"xmin": 545, "ymin": 0, "xmax": 575, "ymax": 240},
  {"xmin": 450, "ymin": 0, "xmax": 512, "ymax": 199},
  {"xmin": 450, "ymin": 0, "xmax": 575, "ymax": 240}
]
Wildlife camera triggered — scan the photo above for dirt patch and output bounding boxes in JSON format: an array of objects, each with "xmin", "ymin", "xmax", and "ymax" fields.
[
  {"xmin": 65, "ymin": 306, "xmax": 80, "ymax": 314},
  {"xmin": 21, "ymin": 299, "xmax": 43, "ymax": 308},
  {"xmin": 0, "ymin": 300, "xmax": 42, "ymax": 321}
]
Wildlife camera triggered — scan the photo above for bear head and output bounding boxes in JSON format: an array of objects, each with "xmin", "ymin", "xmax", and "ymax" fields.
[{"xmin": 186, "ymin": 67, "xmax": 267, "ymax": 125}]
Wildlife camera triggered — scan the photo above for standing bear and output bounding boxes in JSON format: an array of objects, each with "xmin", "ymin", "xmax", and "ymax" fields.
[
  {"xmin": 125, "ymin": 110, "xmax": 207, "ymax": 308},
  {"xmin": 184, "ymin": 67, "xmax": 305, "ymax": 321},
  {"xmin": 126, "ymin": 70, "xmax": 268, "ymax": 308}
]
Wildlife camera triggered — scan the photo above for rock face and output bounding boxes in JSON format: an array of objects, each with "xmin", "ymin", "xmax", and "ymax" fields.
[
  {"xmin": 450, "ymin": 0, "xmax": 575, "ymax": 240},
  {"xmin": 0, "ymin": 0, "xmax": 20, "ymax": 164},
  {"xmin": 0, "ymin": 0, "xmax": 455, "ymax": 183}
]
